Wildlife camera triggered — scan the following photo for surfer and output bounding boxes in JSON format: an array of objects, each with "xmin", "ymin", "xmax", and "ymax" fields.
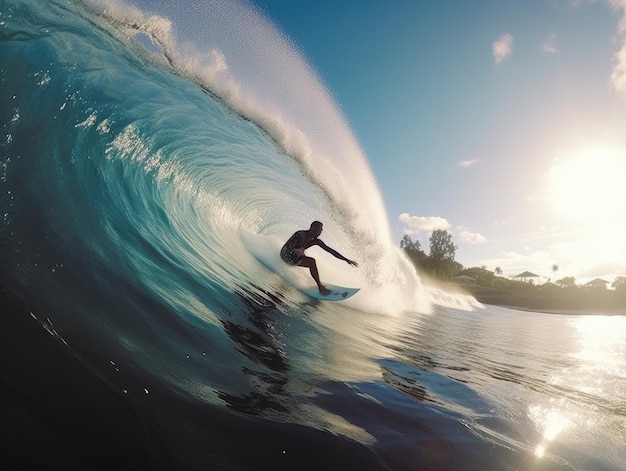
[{"xmin": 280, "ymin": 221, "xmax": 358, "ymax": 295}]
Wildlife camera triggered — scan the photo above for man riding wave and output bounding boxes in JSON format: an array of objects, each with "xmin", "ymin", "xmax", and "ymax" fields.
[{"xmin": 280, "ymin": 221, "xmax": 358, "ymax": 295}]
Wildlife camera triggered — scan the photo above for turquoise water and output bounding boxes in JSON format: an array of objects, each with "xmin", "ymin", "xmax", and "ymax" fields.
[{"xmin": 1, "ymin": 1, "xmax": 624, "ymax": 469}]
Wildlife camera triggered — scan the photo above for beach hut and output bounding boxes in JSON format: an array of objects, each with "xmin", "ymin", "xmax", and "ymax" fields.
[
  {"xmin": 583, "ymin": 278, "xmax": 609, "ymax": 290},
  {"xmin": 513, "ymin": 271, "xmax": 540, "ymax": 283}
]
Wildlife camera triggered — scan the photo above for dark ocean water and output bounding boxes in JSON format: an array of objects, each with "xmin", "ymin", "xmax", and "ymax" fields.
[{"xmin": 2, "ymin": 1, "xmax": 625, "ymax": 470}]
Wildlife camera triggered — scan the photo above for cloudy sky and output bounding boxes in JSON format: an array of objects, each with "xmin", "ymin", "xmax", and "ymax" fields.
[{"xmin": 253, "ymin": 0, "xmax": 626, "ymax": 283}]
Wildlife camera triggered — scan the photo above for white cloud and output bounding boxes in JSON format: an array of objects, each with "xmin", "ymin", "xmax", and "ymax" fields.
[
  {"xmin": 493, "ymin": 216, "xmax": 515, "ymax": 226},
  {"xmin": 458, "ymin": 158, "xmax": 480, "ymax": 168},
  {"xmin": 609, "ymin": 0, "xmax": 626, "ymax": 33},
  {"xmin": 609, "ymin": 0, "xmax": 626, "ymax": 99},
  {"xmin": 457, "ymin": 227, "xmax": 487, "ymax": 244},
  {"xmin": 541, "ymin": 33, "xmax": 559, "ymax": 54},
  {"xmin": 493, "ymin": 33, "xmax": 514, "ymax": 64},
  {"xmin": 611, "ymin": 43, "xmax": 626, "ymax": 99},
  {"xmin": 399, "ymin": 213, "xmax": 450, "ymax": 232}
]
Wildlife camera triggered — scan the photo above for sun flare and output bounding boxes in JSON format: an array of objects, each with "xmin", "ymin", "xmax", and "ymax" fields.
[
  {"xmin": 548, "ymin": 148, "xmax": 626, "ymax": 226},
  {"xmin": 543, "ymin": 148, "xmax": 626, "ymax": 279}
]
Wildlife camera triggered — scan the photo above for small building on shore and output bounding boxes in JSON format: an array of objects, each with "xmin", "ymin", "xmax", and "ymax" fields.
[
  {"xmin": 455, "ymin": 274, "xmax": 476, "ymax": 285},
  {"xmin": 583, "ymin": 278, "xmax": 609, "ymax": 290},
  {"xmin": 513, "ymin": 271, "xmax": 540, "ymax": 284}
]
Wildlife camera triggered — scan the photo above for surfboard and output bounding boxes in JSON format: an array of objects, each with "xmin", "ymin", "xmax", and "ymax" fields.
[{"xmin": 302, "ymin": 284, "xmax": 360, "ymax": 301}]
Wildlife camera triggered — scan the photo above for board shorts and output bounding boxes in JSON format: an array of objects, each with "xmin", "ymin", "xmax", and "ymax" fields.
[
  {"xmin": 280, "ymin": 232, "xmax": 303, "ymax": 265},
  {"xmin": 280, "ymin": 244, "xmax": 302, "ymax": 265}
]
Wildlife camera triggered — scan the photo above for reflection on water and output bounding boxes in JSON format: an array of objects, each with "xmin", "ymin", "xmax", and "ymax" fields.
[
  {"xmin": 206, "ymin": 287, "xmax": 625, "ymax": 469},
  {"xmin": 530, "ymin": 402, "xmax": 572, "ymax": 458},
  {"xmin": 529, "ymin": 315, "xmax": 626, "ymax": 461},
  {"xmin": 570, "ymin": 316, "xmax": 626, "ymax": 378}
]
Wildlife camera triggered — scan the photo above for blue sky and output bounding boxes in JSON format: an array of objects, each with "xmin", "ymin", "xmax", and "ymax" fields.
[{"xmin": 251, "ymin": 0, "xmax": 626, "ymax": 284}]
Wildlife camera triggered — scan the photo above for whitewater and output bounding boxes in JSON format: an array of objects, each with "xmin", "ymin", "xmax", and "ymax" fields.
[{"xmin": 1, "ymin": 1, "xmax": 625, "ymax": 470}]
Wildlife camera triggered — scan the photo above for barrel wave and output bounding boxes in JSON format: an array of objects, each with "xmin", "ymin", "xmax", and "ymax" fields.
[
  {"xmin": 6, "ymin": 2, "xmax": 622, "ymax": 471},
  {"xmin": 3, "ymin": 0, "xmax": 432, "ymax": 310},
  {"xmin": 1, "ymin": 0, "xmax": 428, "ymax": 410}
]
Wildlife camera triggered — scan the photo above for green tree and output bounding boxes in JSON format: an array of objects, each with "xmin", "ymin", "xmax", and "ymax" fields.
[
  {"xmin": 614, "ymin": 277, "xmax": 626, "ymax": 306},
  {"xmin": 429, "ymin": 229, "xmax": 457, "ymax": 261},
  {"xmin": 424, "ymin": 230, "xmax": 460, "ymax": 279},
  {"xmin": 612, "ymin": 276, "xmax": 626, "ymax": 291},
  {"xmin": 401, "ymin": 231, "xmax": 463, "ymax": 280},
  {"xmin": 556, "ymin": 276, "xmax": 577, "ymax": 288},
  {"xmin": 551, "ymin": 264, "xmax": 559, "ymax": 282},
  {"xmin": 495, "ymin": 267, "xmax": 503, "ymax": 277},
  {"xmin": 424, "ymin": 257, "xmax": 463, "ymax": 279},
  {"xmin": 400, "ymin": 234, "xmax": 426, "ymax": 268},
  {"xmin": 400, "ymin": 234, "xmax": 420, "ymax": 252}
]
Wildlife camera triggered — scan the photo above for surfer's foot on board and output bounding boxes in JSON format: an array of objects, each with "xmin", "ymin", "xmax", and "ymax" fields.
[{"xmin": 319, "ymin": 286, "xmax": 332, "ymax": 296}]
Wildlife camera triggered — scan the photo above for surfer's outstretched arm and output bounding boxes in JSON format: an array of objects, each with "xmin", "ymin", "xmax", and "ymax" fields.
[{"xmin": 316, "ymin": 240, "xmax": 358, "ymax": 267}]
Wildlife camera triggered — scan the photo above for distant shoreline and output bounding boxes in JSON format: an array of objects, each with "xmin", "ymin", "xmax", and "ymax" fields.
[
  {"xmin": 502, "ymin": 305, "xmax": 626, "ymax": 316},
  {"xmin": 463, "ymin": 285, "xmax": 626, "ymax": 315}
]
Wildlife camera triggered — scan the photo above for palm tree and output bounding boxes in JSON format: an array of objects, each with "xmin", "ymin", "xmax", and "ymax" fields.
[
  {"xmin": 495, "ymin": 267, "xmax": 503, "ymax": 277},
  {"xmin": 551, "ymin": 264, "xmax": 559, "ymax": 282}
]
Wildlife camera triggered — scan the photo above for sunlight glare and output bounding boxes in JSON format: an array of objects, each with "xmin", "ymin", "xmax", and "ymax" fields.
[
  {"xmin": 548, "ymin": 148, "xmax": 626, "ymax": 225},
  {"xmin": 529, "ymin": 316, "xmax": 626, "ymax": 461},
  {"xmin": 529, "ymin": 404, "xmax": 572, "ymax": 458},
  {"xmin": 571, "ymin": 316, "xmax": 626, "ymax": 376}
]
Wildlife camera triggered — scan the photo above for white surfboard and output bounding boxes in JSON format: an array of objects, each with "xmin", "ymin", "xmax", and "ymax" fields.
[{"xmin": 302, "ymin": 284, "xmax": 360, "ymax": 301}]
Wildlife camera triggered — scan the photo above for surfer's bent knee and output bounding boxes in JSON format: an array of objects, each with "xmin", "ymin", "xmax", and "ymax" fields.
[{"xmin": 298, "ymin": 256, "xmax": 315, "ymax": 267}]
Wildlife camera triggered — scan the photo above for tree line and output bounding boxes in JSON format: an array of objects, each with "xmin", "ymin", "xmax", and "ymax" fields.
[{"xmin": 400, "ymin": 230, "xmax": 626, "ymax": 294}]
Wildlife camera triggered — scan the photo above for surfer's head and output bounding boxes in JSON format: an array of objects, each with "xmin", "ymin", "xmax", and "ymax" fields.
[{"xmin": 310, "ymin": 221, "xmax": 323, "ymax": 237}]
